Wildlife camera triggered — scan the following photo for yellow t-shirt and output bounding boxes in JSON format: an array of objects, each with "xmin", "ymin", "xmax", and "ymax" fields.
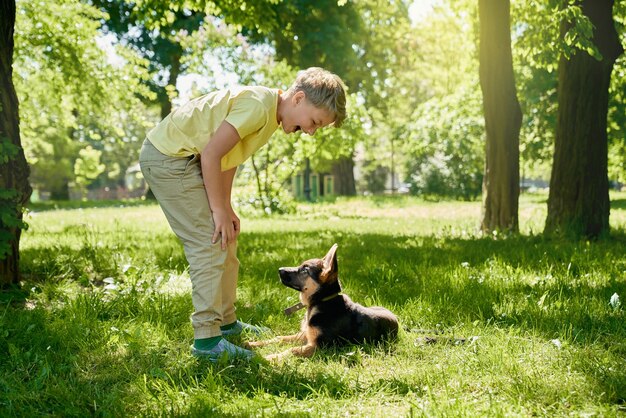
[{"xmin": 147, "ymin": 86, "xmax": 280, "ymax": 171}]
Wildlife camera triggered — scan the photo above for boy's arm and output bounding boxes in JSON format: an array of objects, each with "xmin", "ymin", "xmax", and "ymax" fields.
[
  {"xmin": 222, "ymin": 167, "xmax": 237, "ymax": 206},
  {"xmin": 201, "ymin": 120, "xmax": 240, "ymax": 250},
  {"xmin": 222, "ymin": 167, "xmax": 240, "ymax": 238}
]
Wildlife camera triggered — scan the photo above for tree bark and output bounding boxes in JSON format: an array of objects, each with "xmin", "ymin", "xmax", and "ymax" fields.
[
  {"xmin": 0, "ymin": 0, "xmax": 32, "ymax": 286},
  {"xmin": 478, "ymin": 0, "xmax": 522, "ymax": 233},
  {"xmin": 545, "ymin": 0, "xmax": 623, "ymax": 238},
  {"xmin": 331, "ymin": 156, "xmax": 356, "ymax": 196}
]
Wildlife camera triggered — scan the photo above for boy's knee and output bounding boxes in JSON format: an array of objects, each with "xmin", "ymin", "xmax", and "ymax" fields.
[{"xmin": 186, "ymin": 243, "xmax": 228, "ymax": 269}]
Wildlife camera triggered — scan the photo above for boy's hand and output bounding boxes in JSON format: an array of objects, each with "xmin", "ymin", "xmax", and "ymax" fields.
[
  {"xmin": 231, "ymin": 209, "xmax": 241, "ymax": 239},
  {"xmin": 212, "ymin": 209, "xmax": 236, "ymax": 250},
  {"xmin": 211, "ymin": 208, "xmax": 240, "ymax": 250}
]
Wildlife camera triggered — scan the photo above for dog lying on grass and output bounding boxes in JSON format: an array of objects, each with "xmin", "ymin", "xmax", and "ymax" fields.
[{"xmin": 247, "ymin": 244, "xmax": 399, "ymax": 361}]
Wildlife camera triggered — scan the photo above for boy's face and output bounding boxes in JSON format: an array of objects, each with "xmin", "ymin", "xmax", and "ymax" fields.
[{"xmin": 281, "ymin": 91, "xmax": 335, "ymax": 136}]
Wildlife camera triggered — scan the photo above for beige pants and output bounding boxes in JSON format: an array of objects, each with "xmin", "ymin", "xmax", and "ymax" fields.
[{"xmin": 139, "ymin": 139, "xmax": 239, "ymax": 339}]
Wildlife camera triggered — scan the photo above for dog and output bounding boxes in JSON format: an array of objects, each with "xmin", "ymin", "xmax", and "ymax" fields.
[{"xmin": 247, "ymin": 244, "xmax": 399, "ymax": 361}]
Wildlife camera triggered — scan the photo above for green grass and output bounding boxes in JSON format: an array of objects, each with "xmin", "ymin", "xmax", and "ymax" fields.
[{"xmin": 2, "ymin": 192, "xmax": 625, "ymax": 416}]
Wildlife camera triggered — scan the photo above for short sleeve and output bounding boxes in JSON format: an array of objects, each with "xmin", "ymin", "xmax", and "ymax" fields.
[{"xmin": 224, "ymin": 98, "xmax": 267, "ymax": 139}]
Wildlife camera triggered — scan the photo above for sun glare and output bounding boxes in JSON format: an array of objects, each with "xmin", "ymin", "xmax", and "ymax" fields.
[{"xmin": 409, "ymin": 0, "xmax": 439, "ymax": 23}]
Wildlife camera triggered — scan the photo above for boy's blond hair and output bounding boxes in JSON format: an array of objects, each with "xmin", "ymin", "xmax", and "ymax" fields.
[{"xmin": 288, "ymin": 67, "xmax": 347, "ymax": 128}]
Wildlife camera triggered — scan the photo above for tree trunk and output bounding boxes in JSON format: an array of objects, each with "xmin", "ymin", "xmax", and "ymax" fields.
[
  {"xmin": 545, "ymin": 0, "xmax": 623, "ymax": 239},
  {"xmin": 478, "ymin": 0, "xmax": 522, "ymax": 233},
  {"xmin": 0, "ymin": 0, "xmax": 32, "ymax": 286},
  {"xmin": 331, "ymin": 156, "xmax": 356, "ymax": 196},
  {"xmin": 160, "ymin": 52, "xmax": 182, "ymax": 119},
  {"xmin": 50, "ymin": 180, "xmax": 70, "ymax": 200}
]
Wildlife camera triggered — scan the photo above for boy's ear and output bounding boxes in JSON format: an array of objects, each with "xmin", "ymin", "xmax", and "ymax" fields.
[
  {"xmin": 292, "ymin": 90, "xmax": 305, "ymax": 105},
  {"xmin": 321, "ymin": 244, "xmax": 338, "ymax": 283}
]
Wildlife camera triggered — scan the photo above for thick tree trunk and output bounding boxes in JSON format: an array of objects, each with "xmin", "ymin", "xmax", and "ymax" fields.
[
  {"xmin": 0, "ymin": 0, "xmax": 32, "ymax": 286},
  {"xmin": 331, "ymin": 156, "xmax": 356, "ymax": 196},
  {"xmin": 545, "ymin": 0, "xmax": 623, "ymax": 238},
  {"xmin": 478, "ymin": 0, "xmax": 522, "ymax": 233}
]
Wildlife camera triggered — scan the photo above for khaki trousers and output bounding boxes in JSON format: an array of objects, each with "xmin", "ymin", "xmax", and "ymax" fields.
[{"xmin": 139, "ymin": 139, "xmax": 239, "ymax": 339}]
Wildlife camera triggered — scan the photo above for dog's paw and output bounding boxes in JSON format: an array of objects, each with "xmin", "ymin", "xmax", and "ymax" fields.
[
  {"xmin": 244, "ymin": 341, "xmax": 259, "ymax": 349},
  {"xmin": 264, "ymin": 353, "xmax": 284, "ymax": 362}
]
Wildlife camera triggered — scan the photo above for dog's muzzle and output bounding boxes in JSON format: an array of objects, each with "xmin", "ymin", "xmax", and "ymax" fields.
[{"xmin": 278, "ymin": 267, "xmax": 301, "ymax": 290}]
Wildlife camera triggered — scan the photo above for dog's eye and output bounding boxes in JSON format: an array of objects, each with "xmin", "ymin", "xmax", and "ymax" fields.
[{"xmin": 301, "ymin": 266, "xmax": 310, "ymax": 274}]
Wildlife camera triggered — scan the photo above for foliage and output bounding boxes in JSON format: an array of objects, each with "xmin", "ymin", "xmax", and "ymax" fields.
[
  {"xmin": 512, "ymin": 0, "xmax": 626, "ymax": 181},
  {"xmin": 608, "ymin": 2, "xmax": 626, "ymax": 185},
  {"xmin": 89, "ymin": 0, "xmax": 285, "ymax": 115},
  {"xmin": 360, "ymin": 161, "xmax": 389, "ymax": 194},
  {"xmin": 14, "ymin": 0, "xmax": 154, "ymax": 198},
  {"xmin": 388, "ymin": 1, "xmax": 484, "ymax": 200},
  {"xmin": 246, "ymin": 0, "xmax": 417, "ymax": 197},
  {"xmin": 398, "ymin": 2, "xmax": 484, "ymax": 201},
  {"xmin": 0, "ymin": 189, "xmax": 28, "ymax": 260},
  {"xmin": 12, "ymin": 0, "xmax": 626, "ymax": 209},
  {"xmin": 0, "ymin": 137, "xmax": 20, "ymax": 164},
  {"xmin": 3, "ymin": 195, "xmax": 625, "ymax": 415},
  {"xmin": 89, "ymin": 0, "xmax": 205, "ymax": 113},
  {"xmin": 411, "ymin": 0, "xmax": 479, "ymax": 100},
  {"xmin": 251, "ymin": 0, "xmax": 415, "ymax": 111},
  {"xmin": 513, "ymin": 0, "xmax": 599, "ymax": 70},
  {"xmin": 74, "ymin": 146, "xmax": 106, "ymax": 198},
  {"xmin": 248, "ymin": 0, "xmax": 363, "ymax": 85},
  {"xmin": 404, "ymin": 87, "xmax": 484, "ymax": 201}
]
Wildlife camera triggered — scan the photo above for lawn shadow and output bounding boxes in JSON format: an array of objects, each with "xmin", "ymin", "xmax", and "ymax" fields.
[{"xmin": 611, "ymin": 198, "xmax": 626, "ymax": 210}]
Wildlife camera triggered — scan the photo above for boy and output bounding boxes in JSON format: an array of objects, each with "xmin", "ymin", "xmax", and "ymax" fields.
[{"xmin": 139, "ymin": 67, "xmax": 346, "ymax": 361}]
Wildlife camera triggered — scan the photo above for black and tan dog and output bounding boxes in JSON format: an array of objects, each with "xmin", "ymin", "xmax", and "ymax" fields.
[{"xmin": 247, "ymin": 244, "xmax": 399, "ymax": 361}]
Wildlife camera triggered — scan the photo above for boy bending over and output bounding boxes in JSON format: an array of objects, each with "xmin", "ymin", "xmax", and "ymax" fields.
[{"xmin": 139, "ymin": 67, "xmax": 346, "ymax": 361}]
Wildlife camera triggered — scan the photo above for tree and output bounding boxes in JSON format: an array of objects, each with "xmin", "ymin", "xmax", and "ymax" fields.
[
  {"xmin": 404, "ymin": 87, "xmax": 484, "ymax": 200},
  {"xmin": 0, "ymin": 0, "xmax": 32, "ymax": 286},
  {"xmin": 15, "ymin": 0, "xmax": 153, "ymax": 200},
  {"xmin": 511, "ymin": 1, "xmax": 561, "ymax": 182},
  {"xmin": 478, "ymin": 0, "xmax": 522, "ymax": 233},
  {"xmin": 249, "ymin": 0, "xmax": 414, "ymax": 196},
  {"xmin": 89, "ymin": 0, "xmax": 281, "ymax": 119},
  {"xmin": 400, "ymin": 0, "xmax": 483, "ymax": 200},
  {"xmin": 545, "ymin": 0, "xmax": 623, "ymax": 238},
  {"xmin": 89, "ymin": 0, "xmax": 205, "ymax": 119},
  {"xmin": 250, "ymin": 0, "xmax": 362, "ymax": 196}
]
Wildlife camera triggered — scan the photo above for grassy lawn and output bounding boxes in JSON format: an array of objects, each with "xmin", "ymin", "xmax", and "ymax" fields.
[{"xmin": 2, "ymin": 193, "xmax": 625, "ymax": 416}]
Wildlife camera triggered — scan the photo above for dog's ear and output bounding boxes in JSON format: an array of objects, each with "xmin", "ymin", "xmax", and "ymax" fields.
[{"xmin": 321, "ymin": 244, "xmax": 338, "ymax": 283}]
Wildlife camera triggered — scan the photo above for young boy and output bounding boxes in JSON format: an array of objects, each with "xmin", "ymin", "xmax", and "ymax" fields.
[{"xmin": 139, "ymin": 67, "xmax": 346, "ymax": 361}]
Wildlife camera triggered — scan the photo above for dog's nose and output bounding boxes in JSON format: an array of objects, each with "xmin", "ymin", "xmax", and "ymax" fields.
[{"xmin": 278, "ymin": 268, "xmax": 291, "ymax": 282}]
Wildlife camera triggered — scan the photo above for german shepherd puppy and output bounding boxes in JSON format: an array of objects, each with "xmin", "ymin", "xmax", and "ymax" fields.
[{"xmin": 247, "ymin": 244, "xmax": 399, "ymax": 361}]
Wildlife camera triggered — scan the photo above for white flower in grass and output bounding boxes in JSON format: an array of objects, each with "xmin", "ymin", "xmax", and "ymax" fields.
[
  {"xmin": 551, "ymin": 339, "xmax": 562, "ymax": 349},
  {"xmin": 609, "ymin": 293, "xmax": 620, "ymax": 309},
  {"xmin": 103, "ymin": 277, "xmax": 118, "ymax": 292}
]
